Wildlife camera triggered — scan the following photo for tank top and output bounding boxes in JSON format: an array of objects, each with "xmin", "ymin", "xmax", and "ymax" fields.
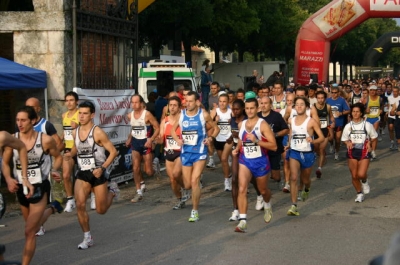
[
  {"xmin": 348, "ymin": 121, "xmax": 369, "ymax": 150},
  {"xmin": 366, "ymin": 96, "xmax": 380, "ymax": 118},
  {"xmin": 215, "ymin": 108, "xmax": 232, "ymax": 141},
  {"xmin": 130, "ymin": 110, "xmax": 152, "ymax": 140},
  {"xmin": 351, "ymin": 92, "xmax": 362, "ymax": 105},
  {"xmin": 290, "ymin": 116, "xmax": 312, "ymax": 152},
  {"xmin": 314, "ymin": 103, "xmax": 329, "ymax": 129},
  {"xmin": 179, "ymin": 108, "xmax": 207, "ymax": 154},
  {"xmin": 164, "ymin": 116, "xmax": 182, "ymax": 151},
  {"xmin": 239, "ymin": 118, "xmax": 267, "ymax": 159},
  {"xmin": 63, "ymin": 110, "xmax": 79, "ymax": 149},
  {"xmin": 33, "ymin": 118, "xmax": 49, "ymax": 134},
  {"xmin": 230, "ymin": 115, "xmax": 247, "ymax": 144},
  {"xmin": 13, "ymin": 132, "xmax": 51, "ymax": 184},
  {"xmin": 272, "ymin": 95, "xmax": 286, "ymax": 113},
  {"xmin": 290, "ymin": 108, "xmax": 311, "ymax": 119},
  {"xmin": 75, "ymin": 125, "xmax": 106, "ymax": 171}
]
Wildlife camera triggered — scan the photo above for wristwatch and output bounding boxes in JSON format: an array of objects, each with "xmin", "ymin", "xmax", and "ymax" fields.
[{"xmin": 100, "ymin": 166, "xmax": 106, "ymax": 172}]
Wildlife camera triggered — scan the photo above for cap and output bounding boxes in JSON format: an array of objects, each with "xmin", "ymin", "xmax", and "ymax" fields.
[
  {"xmin": 289, "ymin": 82, "xmax": 295, "ymax": 86},
  {"xmin": 332, "ymin": 83, "xmax": 338, "ymax": 87},
  {"xmin": 245, "ymin": 91, "xmax": 257, "ymax": 100},
  {"xmin": 218, "ymin": 91, "xmax": 227, "ymax": 97},
  {"xmin": 369, "ymin": 85, "xmax": 378, "ymax": 90}
]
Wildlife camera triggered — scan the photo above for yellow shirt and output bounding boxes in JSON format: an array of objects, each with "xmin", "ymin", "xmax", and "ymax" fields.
[
  {"xmin": 63, "ymin": 110, "xmax": 79, "ymax": 149},
  {"xmin": 366, "ymin": 96, "xmax": 380, "ymax": 118}
]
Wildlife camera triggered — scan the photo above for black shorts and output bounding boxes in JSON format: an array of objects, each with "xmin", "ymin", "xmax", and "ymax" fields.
[
  {"xmin": 268, "ymin": 153, "xmax": 281, "ymax": 171},
  {"xmin": 17, "ymin": 179, "xmax": 50, "ymax": 208},
  {"xmin": 131, "ymin": 139, "xmax": 152, "ymax": 155},
  {"xmin": 388, "ymin": 118, "xmax": 395, "ymax": 125},
  {"xmin": 314, "ymin": 128, "xmax": 329, "ymax": 139},
  {"xmin": 333, "ymin": 126, "xmax": 343, "ymax": 133},
  {"xmin": 164, "ymin": 150, "xmax": 181, "ymax": 162},
  {"xmin": 214, "ymin": 140, "xmax": 226, "ymax": 151},
  {"xmin": 76, "ymin": 170, "xmax": 106, "ymax": 187},
  {"xmin": 346, "ymin": 149, "xmax": 370, "ymax": 161}
]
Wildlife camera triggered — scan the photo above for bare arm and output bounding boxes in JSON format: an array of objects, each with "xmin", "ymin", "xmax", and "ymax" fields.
[
  {"xmin": 146, "ymin": 112, "xmax": 160, "ymax": 148},
  {"xmin": 125, "ymin": 112, "xmax": 132, "ymax": 147},
  {"xmin": 309, "ymin": 118, "xmax": 325, "ymax": 145},
  {"xmin": 93, "ymin": 127, "xmax": 118, "ymax": 178},
  {"xmin": 43, "ymin": 134, "xmax": 62, "ymax": 182},
  {"xmin": 260, "ymin": 121, "xmax": 277, "ymax": 152},
  {"xmin": 157, "ymin": 119, "xmax": 166, "ymax": 144}
]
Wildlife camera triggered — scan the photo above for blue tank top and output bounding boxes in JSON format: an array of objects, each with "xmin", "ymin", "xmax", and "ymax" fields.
[{"xmin": 179, "ymin": 108, "xmax": 207, "ymax": 154}]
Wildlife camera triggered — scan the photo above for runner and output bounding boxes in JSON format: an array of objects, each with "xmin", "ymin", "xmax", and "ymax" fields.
[
  {"xmin": 170, "ymin": 91, "xmax": 219, "ymax": 222},
  {"xmin": 271, "ymin": 81, "xmax": 286, "ymax": 114},
  {"xmin": 2, "ymin": 106, "xmax": 62, "ymax": 264},
  {"xmin": 314, "ymin": 91, "xmax": 335, "ymax": 178},
  {"xmin": 157, "ymin": 96, "xmax": 189, "ymax": 210},
  {"xmin": 389, "ymin": 97, "xmax": 400, "ymax": 151},
  {"xmin": 232, "ymin": 97, "xmax": 277, "ymax": 232},
  {"xmin": 66, "ymin": 101, "xmax": 118, "ymax": 249},
  {"xmin": 126, "ymin": 94, "xmax": 160, "ymax": 203},
  {"xmin": 349, "ymin": 83, "xmax": 363, "ymax": 105},
  {"xmin": 61, "ymin": 91, "xmax": 80, "ymax": 212},
  {"xmin": 387, "ymin": 87, "xmax": 399, "ymax": 150},
  {"xmin": 365, "ymin": 85, "xmax": 382, "ymax": 160},
  {"xmin": 341, "ymin": 103, "xmax": 377, "ymax": 202},
  {"xmin": 286, "ymin": 97, "xmax": 325, "ymax": 216},
  {"xmin": 210, "ymin": 94, "xmax": 233, "ymax": 191}
]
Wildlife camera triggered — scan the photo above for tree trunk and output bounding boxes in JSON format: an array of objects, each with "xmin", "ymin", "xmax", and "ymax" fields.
[
  {"xmin": 214, "ymin": 46, "xmax": 220, "ymax": 63},
  {"xmin": 332, "ymin": 61, "xmax": 337, "ymax": 82},
  {"xmin": 182, "ymin": 36, "xmax": 192, "ymax": 65}
]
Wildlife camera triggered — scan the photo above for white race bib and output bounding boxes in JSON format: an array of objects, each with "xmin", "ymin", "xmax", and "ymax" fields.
[
  {"xmin": 291, "ymin": 134, "xmax": 308, "ymax": 150},
  {"xmin": 320, "ymin": 118, "xmax": 328, "ymax": 129},
  {"xmin": 350, "ymin": 132, "xmax": 366, "ymax": 145},
  {"xmin": 182, "ymin": 131, "xmax": 198, "ymax": 146},
  {"xmin": 218, "ymin": 121, "xmax": 231, "ymax": 135},
  {"xmin": 131, "ymin": 126, "xmax": 146, "ymax": 139},
  {"xmin": 16, "ymin": 163, "xmax": 42, "ymax": 184},
  {"xmin": 370, "ymin": 107, "xmax": 379, "ymax": 115},
  {"xmin": 64, "ymin": 129, "xmax": 73, "ymax": 141},
  {"xmin": 165, "ymin": 136, "xmax": 181, "ymax": 150},
  {"xmin": 78, "ymin": 154, "xmax": 96, "ymax": 171},
  {"xmin": 243, "ymin": 142, "xmax": 262, "ymax": 159}
]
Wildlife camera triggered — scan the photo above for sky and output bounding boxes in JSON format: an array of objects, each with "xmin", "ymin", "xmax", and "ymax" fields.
[{"xmin": 395, "ymin": 18, "xmax": 400, "ymax": 25}]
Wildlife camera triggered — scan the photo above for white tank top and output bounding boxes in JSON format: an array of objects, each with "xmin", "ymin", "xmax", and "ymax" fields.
[
  {"xmin": 130, "ymin": 110, "xmax": 148, "ymax": 140},
  {"xmin": 216, "ymin": 108, "xmax": 232, "ymax": 141},
  {"xmin": 290, "ymin": 116, "xmax": 312, "ymax": 152}
]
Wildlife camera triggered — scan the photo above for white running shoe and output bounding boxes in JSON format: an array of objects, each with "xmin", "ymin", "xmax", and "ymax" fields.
[
  {"xmin": 140, "ymin": 182, "xmax": 147, "ymax": 193},
  {"xmin": 64, "ymin": 198, "xmax": 76, "ymax": 213},
  {"xmin": 334, "ymin": 153, "xmax": 339, "ymax": 160},
  {"xmin": 255, "ymin": 195, "xmax": 264, "ymax": 211},
  {"xmin": 153, "ymin": 157, "xmax": 161, "ymax": 176},
  {"xmin": 35, "ymin": 226, "xmax": 45, "ymax": 236},
  {"xmin": 355, "ymin": 193, "xmax": 364, "ymax": 203},
  {"xmin": 390, "ymin": 141, "xmax": 396, "ymax": 150},
  {"xmin": 229, "ymin": 210, "xmax": 239, "ymax": 222},
  {"xmin": 109, "ymin": 181, "xmax": 120, "ymax": 201},
  {"xmin": 206, "ymin": 157, "xmax": 216, "ymax": 168},
  {"xmin": 370, "ymin": 150, "xmax": 376, "ymax": 161},
  {"xmin": 361, "ymin": 180, "xmax": 370, "ymax": 194},
  {"xmin": 78, "ymin": 236, "xmax": 94, "ymax": 249},
  {"xmin": 90, "ymin": 193, "xmax": 96, "ymax": 210},
  {"xmin": 329, "ymin": 145, "xmax": 334, "ymax": 154},
  {"xmin": 181, "ymin": 188, "xmax": 191, "ymax": 202},
  {"xmin": 282, "ymin": 182, "xmax": 290, "ymax": 193},
  {"xmin": 378, "ymin": 136, "xmax": 382, "ymax": 142},
  {"xmin": 224, "ymin": 178, "xmax": 232, "ymax": 192}
]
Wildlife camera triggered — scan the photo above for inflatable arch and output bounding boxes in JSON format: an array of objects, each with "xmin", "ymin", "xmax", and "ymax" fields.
[
  {"xmin": 294, "ymin": 0, "xmax": 400, "ymax": 84},
  {"xmin": 363, "ymin": 30, "xmax": 400, "ymax": 66}
]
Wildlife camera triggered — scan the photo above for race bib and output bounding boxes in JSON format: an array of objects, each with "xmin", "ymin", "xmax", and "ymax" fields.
[
  {"xmin": 291, "ymin": 134, "xmax": 308, "ymax": 150},
  {"xmin": 218, "ymin": 121, "xmax": 231, "ymax": 135},
  {"xmin": 165, "ymin": 136, "xmax": 180, "ymax": 150},
  {"xmin": 320, "ymin": 118, "xmax": 328, "ymax": 129},
  {"xmin": 243, "ymin": 142, "xmax": 262, "ymax": 159},
  {"xmin": 182, "ymin": 130, "xmax": 198, "ymax": 146},
  {"xmin": 384, "ymin": 103, "xmax": 389, "ymax": 112},
  {"xmin": 78, "ymin": 154, "xmax": 96, "ymax": 171},
  {"xmin": 350, "ymin": 132, "xmax": 366, "ymax": 144},
  {"xmin": 352, "ymin": 98, "xmax": 360, "ymax": 104},
  {"xmin": 331, "ymin": 107, "xmax": 339, "ymax": 118},
  {"xmin": 131, "ymin": 126, "xmax": 146, "ymax": 139},
  {"xmin": 63, "ymin": 127, "xmax": 73, "ymax": 141},
  {"xmin": 16, "ymin": 163, "xmax": 42, "ymax": 184},
  {"xmin": 370, "ymin": 107, "xmax": 379, "ymax": 115}
]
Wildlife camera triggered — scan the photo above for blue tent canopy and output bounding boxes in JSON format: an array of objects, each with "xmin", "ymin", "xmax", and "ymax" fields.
[{"xmin": 0, "ymin": 57, "xmax": 47, "ymax": 89}]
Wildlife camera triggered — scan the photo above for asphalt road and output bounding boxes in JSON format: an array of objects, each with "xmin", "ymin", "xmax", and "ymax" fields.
[{"xmin": 1, "ymin": 135, "xmax": 399, "ymax": 265}]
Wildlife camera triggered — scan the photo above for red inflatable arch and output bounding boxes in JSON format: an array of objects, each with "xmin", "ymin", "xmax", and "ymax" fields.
[{"xmin": 294, "ymin": 0, "xmax": 400, "ymax": 84}]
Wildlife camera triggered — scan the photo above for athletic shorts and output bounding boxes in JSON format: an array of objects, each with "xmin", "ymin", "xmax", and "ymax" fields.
[
  {"xmin": 268, "ymin": 153, "xmax": 281, "ymax": 171},
  {"xmin": 181, "ymin": 152, "xmax": 207, "ymax": 167},
  {"xmin": 239, "ymin": 154, "xmax": 271, "ymax": 178},
  {"xmin": 388, "ymin": 118, "xmax": 395, "ymax": 125},
  {"xmin": 214, "ymin": 140, "xmax": 227, "ymax": 151},
  {"xmin": 76, "ymin": 170, "xmax": 106, "ymax": 187},
  {"xmin": 346, "ymin": 149, "xmax": 370, "ymax": 161},
  {"xmin": 366, "ymin": 117, "xmax": 380, "ymax": 125},
  {"xmin": 314, "ymin": 128, "xmax": 328, "ymax": 139},
  {"xmin": 131, "ymin": 138, "xmax": 152, "ymax": 155},
  {"xmin": 164, "ymin": 149, "xmax": 181, "ymax": 162},
  {"xmin": 333, "ymin": 126, "xmax": 343, "ymax": 133},
  {"xmin": 288, "ymin": 149, "xmax": 316, "ymax": 169},
  {"xmin": 17, "ymin": 179, "xmax": 50, "ymax": 208},
  {"xmin": 395, "ymin": 120, "xmax": 400, "ymax": 139},
  {"xmin": 282, "ymin": 135, "xmax": 289, "ymax": 147}
]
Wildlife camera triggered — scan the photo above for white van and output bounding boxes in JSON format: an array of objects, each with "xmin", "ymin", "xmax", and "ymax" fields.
[{"xmin": 138, "ymin": 60, "xmax": 198, "ymax": 102}]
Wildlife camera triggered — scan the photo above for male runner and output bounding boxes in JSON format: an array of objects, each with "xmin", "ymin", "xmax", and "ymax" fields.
[{"xmin": 365, "ymin": 85, "xmax": 382, "ymax": 160}]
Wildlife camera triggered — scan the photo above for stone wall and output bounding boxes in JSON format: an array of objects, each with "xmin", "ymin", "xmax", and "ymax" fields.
[{"xmin": 0, "ymin": 0, "xmax": 73, "ymax": 132}]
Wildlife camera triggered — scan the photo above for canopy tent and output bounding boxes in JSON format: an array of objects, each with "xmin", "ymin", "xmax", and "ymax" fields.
[{"xmin": 0, "ymin": 57, "xmax": 48, "ymax": 119}]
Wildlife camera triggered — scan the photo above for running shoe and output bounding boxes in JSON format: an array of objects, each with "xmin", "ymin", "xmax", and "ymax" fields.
[
  {"xmin": 188, "ymin": 211, "xmax": 199, "ymax": 222},
  {"xmin": 355, "ymin": 193, "xmax": 364, "ymax": 203},
  {"xmin": 370, "ymin": 151, "xmax": 376, "ymax": 161},
  {"xmin": 153, "ymin": 157, "xmax": 161, "ymax": 176},
  {"xmin": 90, "ymin": 193, "xmax": 96, "ymax": 210},
  {"xmin": 224, "ymin": 178, "xmax": 232, "ymax": 192},
  {"xmin": 334, "ymin": 153, "xmax": 339, "ymax": 161},
  {"xmin": 51, "ymin": 199, "xmax": 64, "ymax": 213},
  {"xmin": 287, "ymin": 205, "xmax": 300, "ymax": 216},
  {"xmin": 297, "ymin": 192, "xmax": 302, "ymax": 202},
  {"xmin": 255, "ymin": 195, "xmax": 264, "ymax": 211},
  {"xmin": 301, "ymin": 190, "xmax": 309, "ymax": 202},
  {"xmin": 78, "ymin": 236, "xmax": 94, "ymax": 249},
  {"xmin": 35, "ymin": 226, "xmax": 45, "ymax": 236},
  {"xmin": 235, "ymin": 220, "xmax": 247, "ymax": 233},
  {"xmin": 131, "ymin": 193, "xmax": 143, "ymax": 203},
  {"xmin": 282, "ymin": 182, "xmax": 290, "ymax": 193},
  {"xmin": 109, "ymin": 181, "xmax": 120, "ymax": 201},
  {"xmin": 181, "ymin": 188, "xmax": 191, "ymax": 202},
  {"xmin": 329, "ymin": 145, "xmax": 334, "ymax": 154},
  {"xmin": 381, "ymin": 130, "xmax": 385, "ymax": 135},
  {"xmin": 64, "ymin": 198, "xmax": 76, "ymax": 213},
  {"xmin": 390, "ymin": 141, "xmax": 396, "ymax": 150},
  {"xmin": 378, "ymin": 136, "xmax": 382, "ymax": 142},
  {"xmin": 140, "ymin": 182, "xmax": 147, "ymax": 193},
  {"xmin": 206, "ymin": 157, "xmax": 216, "ymax": 168},
  {"xmin": 229, "ymin": 210, "xmax": 239, "ymax": 222},
  {"xmin": 316, "ymin": 169, "xmax": 322, "ymax": 179},
  {"xmin": 263, "ymin": 206, "xmax": 273, "ymax": 223},
  {"xmin": 361, "ymin": 180, "xmax": 370, "ymax": 194},
  {"xmin": 172, "ymin": 199, "xmax": 185, "ymax": 210}
]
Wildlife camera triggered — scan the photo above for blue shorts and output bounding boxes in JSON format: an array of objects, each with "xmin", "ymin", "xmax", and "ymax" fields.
[
  {"xmin": 366, "ymin": 117, "xmax": 380, "ymax": 125},
  {"xmin": 288, "ymin": 149, "xmax": 316, "ymax": 169},
  {"xmin": 239, "ymin": 154, "xmax": 271, "ymax": 178},
  {"xmin": 181, "ymin": 152, "xmax": 207, "ymax": 166},
  {"xmin": 131, "ymin": 138, "xmax": 152, "ymax": 156}
]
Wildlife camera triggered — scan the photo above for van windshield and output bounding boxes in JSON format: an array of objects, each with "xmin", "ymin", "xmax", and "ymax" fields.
[{"xmin": 146, "ymin": 80, "xmax": 194, "ymax": 97}]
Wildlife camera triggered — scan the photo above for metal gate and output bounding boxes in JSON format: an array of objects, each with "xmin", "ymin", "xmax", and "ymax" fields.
[{"xmin": 74, "ymin": 0, "xmax": 137, "ymax": 90}]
